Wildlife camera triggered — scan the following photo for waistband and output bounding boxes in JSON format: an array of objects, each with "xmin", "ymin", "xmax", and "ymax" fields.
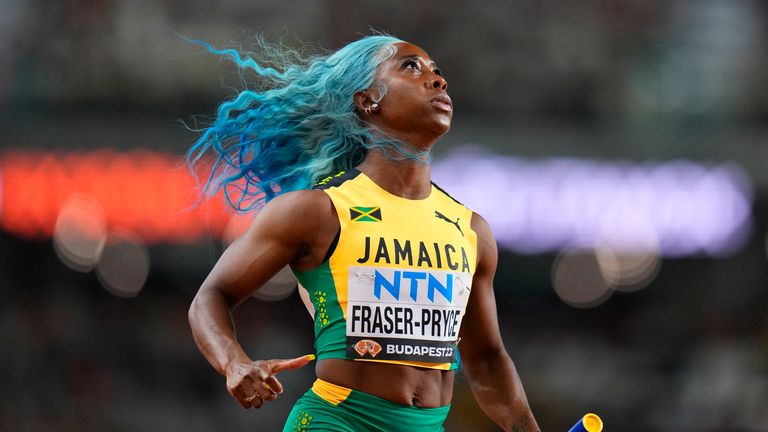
[
  {"xmin": 310, "ymin": 378, "xmax": 450, "ymax": 411},
  {"xmin": 306, "ymin": 378, "xmax": 450, "ymax": 431},
  {"xmin": 311, "ymin": 378, "xmax": 353, "ymax": 406}
]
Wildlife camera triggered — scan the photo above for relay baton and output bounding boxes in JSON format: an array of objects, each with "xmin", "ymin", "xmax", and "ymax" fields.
[{"xmin": 568, "ymin": 413, "xmax": 603, "ymax": 432}]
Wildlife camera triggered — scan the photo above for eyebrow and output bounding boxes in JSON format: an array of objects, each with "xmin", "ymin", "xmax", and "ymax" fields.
[{"xmin": 397, "ymin": 54, "xmax": 437, "ymax": 69}]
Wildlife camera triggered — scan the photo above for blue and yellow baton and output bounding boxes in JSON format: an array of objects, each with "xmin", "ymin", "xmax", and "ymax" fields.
[{"xmin": 568, "ymin": 413, "xmax": 603, "ymax": 432}]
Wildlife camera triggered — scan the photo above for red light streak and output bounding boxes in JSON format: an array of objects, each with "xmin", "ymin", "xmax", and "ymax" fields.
[{"xmin": 0, "ymin": 150, "xmax": 251, "ymax": 243}]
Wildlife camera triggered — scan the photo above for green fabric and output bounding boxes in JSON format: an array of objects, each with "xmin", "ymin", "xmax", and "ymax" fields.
[
  {"xmin": 283, "ymin": 387, "xmax": 450, "ymax": 432},
  {"xmin": 293, "ymin": 262, "xmax": 346, "ymax": 359}
]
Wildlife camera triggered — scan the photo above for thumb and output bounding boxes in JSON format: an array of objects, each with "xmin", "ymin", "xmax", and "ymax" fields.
[{"xmin": 270, "ymin": 354, "xmax": 315, "ymax": 374}]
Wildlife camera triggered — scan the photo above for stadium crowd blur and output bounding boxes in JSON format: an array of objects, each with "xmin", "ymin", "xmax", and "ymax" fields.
[{"xmin": 1, "ymin": 1, "xmax": 768, "ymax": 431}]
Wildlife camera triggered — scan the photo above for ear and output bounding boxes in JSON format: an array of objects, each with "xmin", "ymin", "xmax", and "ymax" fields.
[{"xmin": 354, "ymin": 90, "xmax": 375, "ymax": 112}]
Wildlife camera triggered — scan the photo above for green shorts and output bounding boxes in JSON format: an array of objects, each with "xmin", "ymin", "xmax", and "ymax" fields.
[{"xmin": 283, "ymin": 379, "xmax": 450, "ymax": 432}]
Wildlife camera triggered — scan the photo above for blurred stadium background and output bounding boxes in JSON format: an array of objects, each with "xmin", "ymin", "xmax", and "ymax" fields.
[{"xmin": 1, "ymin": 1, "xmax": 767, "ymax": 431}]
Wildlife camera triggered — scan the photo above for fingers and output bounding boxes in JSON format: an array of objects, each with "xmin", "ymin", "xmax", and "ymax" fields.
[
  {"xmin": 228, "ymin": 381, "xmax": 256, "ymax": 409},
  {"xmin": 269, "ymin": 354, "xmax": 315, "ymax": 374},
  {"xmin": 250, "ymin": 373, "xmax": 279, "ymax": 402},
  {"xmin": 226, "ymin": 354, "xmax": 315, "ymax": 409},
  {"xmin": 227, "ymin": 369, "xmax": 266, "ymax": 409},
  {"xmin": 243, "ymin": 375, "xmax": 271, "ymax": 407},
  {"xmin": 264, "ymin": 374, "xmax": 284, "ymax": 396}
]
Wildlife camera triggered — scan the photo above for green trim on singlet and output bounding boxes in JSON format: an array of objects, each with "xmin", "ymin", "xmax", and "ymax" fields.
[{"xmin": 294, "ymin": 262, "xmax": 347, "ymax": 359}]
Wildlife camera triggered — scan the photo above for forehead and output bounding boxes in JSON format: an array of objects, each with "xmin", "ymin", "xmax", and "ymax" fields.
[{"xmin": 388, "ymin": 42, "xmax": 436, "ymax": 65}]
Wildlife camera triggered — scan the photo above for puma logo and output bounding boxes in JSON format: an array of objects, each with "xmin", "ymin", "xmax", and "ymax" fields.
[{"xmin": 434, "ymin": 211, "xmax": 464, "ymax": 237}]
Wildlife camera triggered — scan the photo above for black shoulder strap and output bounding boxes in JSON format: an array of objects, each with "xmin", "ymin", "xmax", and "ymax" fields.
[
  {"xmin": 314, "ymin": 168, "xmax": 361, "ymax": 190},
  {"xmin": 431, "ymin": 181, "xmax": 464, "ymax": 206}
]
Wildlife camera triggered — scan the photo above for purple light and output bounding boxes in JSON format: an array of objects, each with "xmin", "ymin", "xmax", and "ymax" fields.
[{"xmin": 432, "ymin": 147, "xmax": 753, "ymax": 257}]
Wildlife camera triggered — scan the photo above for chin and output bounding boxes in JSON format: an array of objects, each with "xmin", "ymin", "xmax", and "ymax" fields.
[{"xmin": 430, "ymin": 117, "xmax": 452, "ymax": 136}]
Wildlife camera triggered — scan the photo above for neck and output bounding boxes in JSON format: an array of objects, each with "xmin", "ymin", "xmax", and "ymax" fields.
[
  {"xmin": 370, "ymin": 123, "xmax": 442, "ymax": 152},
  {"xmin": 357, "ymin": 149, "xmax": 432, "ymax": 200}
]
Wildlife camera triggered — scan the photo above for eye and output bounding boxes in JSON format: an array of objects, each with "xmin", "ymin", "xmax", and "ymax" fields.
[
  {"xmin": 403, "ymin": 59, "xmax": 421, "ymax": 71},
  {"xmin": 433, "ymin": 68, "xmax": 442, "ymax": 77}
]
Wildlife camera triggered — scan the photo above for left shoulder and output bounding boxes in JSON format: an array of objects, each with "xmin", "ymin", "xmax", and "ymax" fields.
[
  {"xmin": 470, "ymin": 212, "xmax": 494, "ymax": 244},
  {"xmin": 470, "ymin": 212, "xmax": 497, "ymax": 269}
]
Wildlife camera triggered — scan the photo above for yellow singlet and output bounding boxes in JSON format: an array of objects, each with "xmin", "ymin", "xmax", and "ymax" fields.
[{"xmin": 293, "ymin": 168, "xmax": 478, "ymax": 370}]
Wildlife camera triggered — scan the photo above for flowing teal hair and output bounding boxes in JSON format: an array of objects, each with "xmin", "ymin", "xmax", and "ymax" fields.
[{"xmin": 185, "ymin": 34, "xmax": 426, "ymax": 212}]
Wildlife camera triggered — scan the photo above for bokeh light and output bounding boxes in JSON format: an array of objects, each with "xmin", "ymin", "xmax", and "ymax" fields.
[
  {"xmin": 1, "ymin": 149, "xmax": 754, "ymax": 260},
  {"xmin": 52, "ymin": 193, "xmax": 108, "ymax": 272},
  {"xmin": 253, "ymin": 265, "xmax": 298, "ymax": 302},
  {"xmin": 95, "ymin": 230, "xmax": 150, "ymax": 298},
  {"xmin": 595, "ymin": 216, "xmax": 662, "ymax": 292},
  {"xmin": 596, "ymin": 248, "xmax": 662, "ymax": 293},
  {"xmin": 552, "ymin": 249, "xmax": 615, "ymax": 308},
  {"xmin": 0, "ymin": 150, "xmax": 231, "ymax": 243},
  {"xmin": 432, "ymin": 148, "xmax": 754, "ymax": 257}
]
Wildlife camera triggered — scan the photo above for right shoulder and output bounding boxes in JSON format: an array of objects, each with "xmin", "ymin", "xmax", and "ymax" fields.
[
  {"xmin": 250, "ymin": 189, "xmax": 338, "ymax": 268},
  {"xmin": 256, "ymin": 189, "xmax": 335, "ymax": 224},
  {"xmin": 237, "ymin": 188, "xmax": 337, "ymax": 259},
  {"xmin": 261, "ymin": 168, "xmax": 359, "ymax": 217}
]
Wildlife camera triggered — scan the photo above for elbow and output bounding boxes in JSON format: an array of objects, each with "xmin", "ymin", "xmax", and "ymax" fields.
[
  {"xmin": 187, "ymin": 294, "xmax": 199, "ymax": 328},
  {"xmin": 187, "ymin": 284, "xmax": 231, "ymax": 329},
  {"xmin": 188, "ymin": 290, "xmax": 205, "ymax": 332},
  {"xmin": 462, "ymin": 344, "xmax": 509, "ymax": 370}
]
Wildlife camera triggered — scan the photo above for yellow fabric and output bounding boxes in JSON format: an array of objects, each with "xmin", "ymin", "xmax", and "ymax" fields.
[
  {"xmin": 320, "ymin": 171, "xmax": 477, "ymax": 370},
  {"xmin": 311, "ymin": 378, "xmax": 353, "ymax": 406}
]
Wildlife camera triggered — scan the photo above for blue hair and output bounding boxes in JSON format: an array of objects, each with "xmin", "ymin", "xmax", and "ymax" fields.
[{"xmin": 185, "ymin": 34, "xmax": 428, "ymax": 212}]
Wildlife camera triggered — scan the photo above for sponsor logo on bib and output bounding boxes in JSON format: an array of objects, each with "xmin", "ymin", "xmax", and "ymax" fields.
[
  {"xmin": 353, "ymin": 339, "xmax": 383, "ymax": 357},
  {"xmin": 346, "ymin": 266, "xmax": 471, "ymax": 363}
]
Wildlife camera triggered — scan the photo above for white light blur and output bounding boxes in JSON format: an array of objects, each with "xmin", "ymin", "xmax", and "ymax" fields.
[
  {"xmin": 595, "ymin": 215, "xmax": 662, "ymax": 292},
  {"xmin": 432, "ymin": 147, "xmax": 753, "ymax": 257},
  {"xmin": 53, "ymin": 193, "xmax": 107, "ymax": 272},
  {"xmin": 595, "ymin": 247, "xmax": 662, "ymax": 293},
  {"xmin": 253, "ymin": 265, "xmax": 298, "ymax": 302},
  {"xmin": 95, "ymin": 230, "xmax": 150, "ymax": 298},
  {"xmin": 552, "ymin": 249, "xmax": 615, "ymax": 308}
]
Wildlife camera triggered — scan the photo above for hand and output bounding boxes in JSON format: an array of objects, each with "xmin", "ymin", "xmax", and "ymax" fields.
[{"xmin": 225, "ymin": 354, "xmax": 313, "ymax": 409}]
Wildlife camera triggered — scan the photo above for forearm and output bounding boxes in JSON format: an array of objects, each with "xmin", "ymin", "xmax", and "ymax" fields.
[
  {"xmin": 188, "ymin": 286, "xmax": 250, "ymax": 376},
  {"xmin": 464, "ymin": 349, "xmax": 540, "ymax": 432}
]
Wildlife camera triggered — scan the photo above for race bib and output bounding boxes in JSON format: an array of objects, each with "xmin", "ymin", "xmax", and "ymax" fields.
[{"xmin": 345, "ymin": 266, "xmax": 471, "ymax": 363}]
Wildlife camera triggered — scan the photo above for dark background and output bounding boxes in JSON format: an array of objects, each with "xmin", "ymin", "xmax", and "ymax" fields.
[{"xmin": 1, "ymin": 1, "xmax": 767, "ymax": 431}]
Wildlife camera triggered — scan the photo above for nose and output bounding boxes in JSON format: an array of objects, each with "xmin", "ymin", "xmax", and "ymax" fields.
[{"xmin": 428, "ymin": 75, "xmax": 448, "ymax": 91}]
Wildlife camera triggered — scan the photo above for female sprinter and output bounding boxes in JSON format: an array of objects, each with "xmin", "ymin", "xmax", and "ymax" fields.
[{"xmin": 186, "ymin": 35, "xmax": 540, "ymax": 432}]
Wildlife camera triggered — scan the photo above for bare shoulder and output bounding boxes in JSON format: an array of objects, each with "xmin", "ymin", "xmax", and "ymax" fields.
[
  {"xmin": 261, "ymin": 188, "xmax": 333, "ymax": 213},
  {"xmin": 470, "ymin": 212, "xmax": 496, "ymax": 250},
  {"xmin": 470, "ymin": 212, "xmax": 493, "ymax": 239},
  {"xmin": 470, "ymin": 212, "xmax": 498, "ymax": 271},
  {"xmin": 243, "ymin": 189, "xmax": 338, "ymax": 269},
  {"xmin": 254, "ymin": 189, "xmax": 336, "ymax": 228}
]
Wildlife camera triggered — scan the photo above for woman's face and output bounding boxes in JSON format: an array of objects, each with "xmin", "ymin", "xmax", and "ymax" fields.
[{"xmin": 364, "ymin": 42, "xmax": 452, "ymax": 147}]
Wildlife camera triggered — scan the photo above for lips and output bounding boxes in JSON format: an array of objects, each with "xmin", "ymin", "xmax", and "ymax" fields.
[{"xmin": 430, "ymin": 93, "xmax": 453, "ymax": 112}]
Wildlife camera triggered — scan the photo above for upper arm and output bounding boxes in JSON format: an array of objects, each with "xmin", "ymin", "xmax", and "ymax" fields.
[
  {"xmin": 459, "ymin": 212, "xmax": 505, "ymax": 361},
  {"xmin": 197, "ymin": 189, "xmax": 337, "ymax": 308}
]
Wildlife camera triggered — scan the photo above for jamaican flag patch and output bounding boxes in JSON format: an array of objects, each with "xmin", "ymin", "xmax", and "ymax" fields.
[{"xmin": 350, "ymin": 207, "xmax": 382, "ymax": 222}]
